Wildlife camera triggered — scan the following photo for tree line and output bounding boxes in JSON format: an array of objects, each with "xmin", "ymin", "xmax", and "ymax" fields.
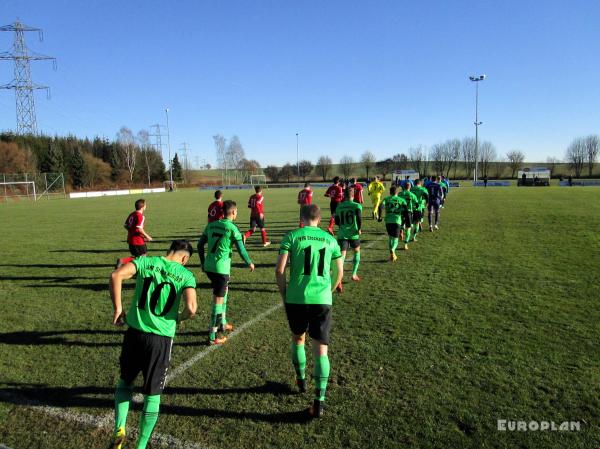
[{"xmin": 0, "ymin": 128, "xmax": 168, "ymax": 189}]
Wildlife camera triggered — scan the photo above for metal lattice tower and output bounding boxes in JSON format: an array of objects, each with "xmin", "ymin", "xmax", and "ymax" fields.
[
  {"xmin": 149, "ymin": 123, "xmax": 166, "ymax": 158},
  {"xmin": 0, "ymin": 20, "xmax": 56, "ymax": 135}
]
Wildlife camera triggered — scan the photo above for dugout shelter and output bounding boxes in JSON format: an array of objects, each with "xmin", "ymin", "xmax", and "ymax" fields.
[{"xmin": 517, "ymin": 167, "xmax": 551, "ymax": 186}]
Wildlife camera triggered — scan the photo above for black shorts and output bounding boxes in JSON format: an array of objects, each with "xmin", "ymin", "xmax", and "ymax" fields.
[
  {"xmin": 385, "ymin": 223, "xmax": 401, "ymax": 238},
  {"xmin": 413, "ymin": 210, "xmax": 423, "ymax": 222},
  {"xmin": 338, "ymin": 239, "xmax": 360, "ymax": 251},
  {"xmin": 206, "ymin": 271, "xmax": 230, "ymax": 297},
  {"xmin": 329, "ymin": 202, "xmax": 339, "ymax": 215},
  {"xmin": 250, "ymin": 216, "xmax": 265, "ymax": 228},
  {"xmin": 284, "ymin": 303, "xmax": 332, "ymax": 345},
  {"xmin": 401, "ymin": 210, "xmax": 412, "ymax": 228},
  {"xmin": 128, "ymin": 244, "xmax": 147, "ymax": 257},
  {"xmin": 120, "ymin": 327, "xmax": 172, "ymax": 395}
]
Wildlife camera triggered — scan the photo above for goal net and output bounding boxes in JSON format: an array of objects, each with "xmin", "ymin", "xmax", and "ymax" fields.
[
  {"xmin": 0, "ymin": 181, "xmax": 37, "ymax": 201},
  {"xmin": 250, "ymin": 175, "xmax": 267, "ymax": 187}
]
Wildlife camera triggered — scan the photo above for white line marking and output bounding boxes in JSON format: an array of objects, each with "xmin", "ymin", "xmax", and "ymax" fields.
[
  {"xmin": 0, "ymin": 391, "xmax": 211, "ymax": 449},
  {"xmin": 2, "ymin": 229, "xmax": 388, "ymax": 448}
]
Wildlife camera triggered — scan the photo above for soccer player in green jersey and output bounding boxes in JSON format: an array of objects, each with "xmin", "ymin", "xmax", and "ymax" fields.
[
  {"xmin": 275, "ymin": 204, "xmax": 343, "ymax": 418},
  {"xmin": 378, "ymin": 186, "xmax": 407, "ymax": 262},
  {"xmin": 109, "ymin": 240, "xmax": 197, "ymax": 449},
  {"xmin": 411, "ymin": 179, "xmax": 429, "ymax": 239},
  {"xmin": 397, "ymin": 182, "xmax": 419, "ymax": 249},
  {"xmin": 198, "ymin": 200, "xmax": 255, "ymax": 345},
  {"xmin": 335, "ymin": 187, "xmax": 362, "ymax": 285}
]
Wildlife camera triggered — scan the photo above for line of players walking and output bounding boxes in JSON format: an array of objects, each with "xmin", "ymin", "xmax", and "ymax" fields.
[{"xmin": 109, "ymin": 176, "xmax": 451, "ymax": 449}]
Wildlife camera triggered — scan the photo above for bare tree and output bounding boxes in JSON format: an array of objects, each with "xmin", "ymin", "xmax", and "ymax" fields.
[
  {"xmin": 493, "ymin": 155, "xmax": 505, "ymax": 178},
  {"xmin": 546, "ymin": 156, "xmax": 560, "ymax": 175},
  {"xmin": 117, "ymin": 126, "xmax": 137, "ymax": 183},
  {"xmin": 506, "ymin": 150, "xmax": 525, "ymax": 178},
  {"xmin": 213, "ymin": 134, "xmax": 227, "ymax": 183},
  {"xmin": 392, "ymin": 153, "xmax": 409, "ymax": 171},
  {"xmin": 316, "ymin": 156, "xmax": 333, "ymax": 181},
  {"xmin": 280, "ymin": 163, "xmax": 294, "ymax": 183},
  {"xmin": 479, "ymin": 141, "xmax": 497, "ymax": 178},
  {"xmin": 360, "ymin": 151, "xmax": 376, "ymax": 179},
  {"xmin": 447, "ymin": 138, "xmax": 461, "ymax": 178},
  {"xmin": 408, "ymin": 145, "xmax": 426, "ymax": 175},
  {"xmin": 376, "ymin": 158, "xmax": 393, "ymax": 181},
  {"xmin": 298, "ymin": 160, "xmax": 313, "ymax": 181},
  {"xmin": 584, "ymin": 134, "xmax": 599, "ymax": 177},
  {"xmin": 339, "ymin": 155, "xmax": 354, "ymax": 178},
  {"xmin": 429, "ymin": 143, "xmax": 445, "ymax": 175},
  {"xmin": 137, "ymin": 129, "xmax": 152, "ymax": 186},
  {"xmin": 461, "ymin": 137, "xmax": 476, "ymax": 179},
  {"xmin": 227, "ymin": 135, "xmax": 245, "ymax": 183},
  {"xmin": 565, "ymin": 137, "xmax": 586, "ymax": 177}
]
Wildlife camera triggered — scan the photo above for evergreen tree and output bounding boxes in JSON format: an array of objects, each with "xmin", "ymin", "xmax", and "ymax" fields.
[
  {"xmin": 40, "ymin": 142, "xmax": 64, "ymax": 173},
  {"xmin": 171, "ymin": 153, "xmax": 183, "ymax": 182},
  {"xmin": 70, "ymin": 148, "xmax": 86, "ymax": 189}
]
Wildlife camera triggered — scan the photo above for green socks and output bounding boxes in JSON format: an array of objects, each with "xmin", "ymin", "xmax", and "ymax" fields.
[
  {"xmin": 114, "ymin": 379, "xmax": 133, "ymax": 431},
  {"xmin": 136, "ymin": 394, "xmax": 161, "ymax": 449},
  {"xmin": 389, "ymin": 237, "xmax": 398, "ymax": 252},
  {"xmin": 404, "ymin": 228, "xmax": 411, "ymax": 243},
  {"xmin": 352, "ymin": 252, "xmax": 360, "ymax": 276},
  {"xmin": 209, "ymin": 302, "xmax": 224, "ymax": 340},
  {"xmin": 222, "ymin": 293, "xmax": 228, "ymax": 327},
  {"xmin": 290, "ymin": 342, "xmax": 306, "ymax": 380},
  {"xmin": 314, "ymin": 355, "xmax": 330, "ymax": 402}
]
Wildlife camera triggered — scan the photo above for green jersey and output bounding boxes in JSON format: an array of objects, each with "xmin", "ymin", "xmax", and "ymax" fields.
[
  {"xmin": 198, "ymin": 218, "xmax": 252, "ymax": 275},
  {"xmin": 381, "ymin": 195, "xmax": 406, "ymax": 224},
  {"xmin": 335, "ymin": 200, "xmax": 362, "ymax": 240},
  {"xmin": 126, "ymin": 256, "xmax": 196, "ymax": 338},
  {"xmin": 279, "ymin": 226, "xmax": 342, "ymax": 305},
  {"xmin": 398, "ymin": 190, "xmax": 419, "ymax": 213},
  {"xmin": 412, "ymin": 186, "xmax": 429, "ymax": 211}
]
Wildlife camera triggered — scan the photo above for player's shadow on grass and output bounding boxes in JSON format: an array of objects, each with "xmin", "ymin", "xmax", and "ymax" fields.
[
  {"xmin": 0, "ymin": 382, "xmax": 311, "ymax": 423},
  {"xmin": 0, "ymin": 329, "xmax": 209, "ymax": 348},
  {"xmin": 49, "ymin": 249, "xmax": 127, "ymax": 254},
  {"xmin": 0, "ymin": 263, "xmax": 116, "ymax": 269},
  {"xmin": 23, "ymin": 282, "xmax": 132, "ymax": 292}
]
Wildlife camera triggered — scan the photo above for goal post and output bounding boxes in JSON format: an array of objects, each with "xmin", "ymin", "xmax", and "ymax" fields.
[
  {"xmin": 0, "ymin": 181, "xmax": 37, "ymax": 201},
  {"xmin": 163, "ymin": 180, "xmax": 177, "ymax": 191},
  {"xmin": 250, "ymin": 175, "xmax": 267, "ymax": 187}
]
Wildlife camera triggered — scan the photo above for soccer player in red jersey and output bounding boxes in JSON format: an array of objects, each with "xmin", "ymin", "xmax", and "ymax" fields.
[
  {"xmin": 297, "ymin": 182, "xmax": 313, "ymax": 227},
  {"xmin": 351, "ymin": 177, "xmax": 364, "ymax": 204},
  {"xmin": 324, "ymin": 176, "xmax": 344, "ymax": 235},
  {"xmin": 243, "ymin": 185, "xmax": 271, "ymax": 247},
  {"xmin": 207, "ymin": 190, "xmax": 224, "ymax": 223},
  {"xmin": 116, "ymin": 199, "xmax": 153, "ymax": 268}
]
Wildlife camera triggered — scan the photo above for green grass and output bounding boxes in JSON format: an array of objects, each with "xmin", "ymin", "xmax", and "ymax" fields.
[{"xmin": 0, "ymin": 186, "xmax": 598, "ymax": 449}]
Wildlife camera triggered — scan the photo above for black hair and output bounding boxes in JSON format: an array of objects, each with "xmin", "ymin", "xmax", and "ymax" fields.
[
  {"xmin": 390, "ymin": 186, "xmax": 397, "ymax": 195},
  {"xmin": 214, "ymin": 190, "xmax": 223, "ymax": 199},
  {"xmin": 135, "ymin": 199, "xmax": 145, "ymax": 210},
  {"xmin": 169, "ymin": 239, "xmax": 193, "ymax": 256},
  {"xmin": 223, "ymin": 200, "xmax": 237, "ymax": 216}
]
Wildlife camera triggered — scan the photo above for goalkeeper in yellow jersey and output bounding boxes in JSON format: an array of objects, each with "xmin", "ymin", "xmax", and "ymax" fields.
[{"xmin": 367, "ymin": 176, "xmax": 385, "ymax": 220}]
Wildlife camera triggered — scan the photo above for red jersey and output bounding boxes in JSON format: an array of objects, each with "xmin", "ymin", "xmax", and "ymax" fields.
[
  {"xmin": 207, "ymin": 200, "xmax": 224, "ymax": 223},
  {"xmin": 297, "ymin": 188, "xmax": 313, "ymax": 205},
  {"xmin": 124, "ymin": 210, "xmax": 145, "ymax": 246},
  {"xmin": 248, "ymin": 193, "xmax": 264, "ymax": 217},
  {"xmin": 325, "ymin": 184, "xmax": 344, "ymax": 204},
  {"xmin": 352, "ymin": 182, "xmax": 364, "ymax": 204}
]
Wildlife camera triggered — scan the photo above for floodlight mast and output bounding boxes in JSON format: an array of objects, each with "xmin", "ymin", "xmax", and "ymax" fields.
[
  {"xmin": 296, "ymin": 132, "xmax": 299, "ymax": 177},
  {"xmin": 469, "ymin": 74, "xmax": 486, "ymax": 182}
]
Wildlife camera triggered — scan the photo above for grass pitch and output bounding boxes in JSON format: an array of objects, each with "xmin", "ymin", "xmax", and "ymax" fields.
[{"xmin": 0, "ymin": 186, "xmax": 598, "ymax": 449}]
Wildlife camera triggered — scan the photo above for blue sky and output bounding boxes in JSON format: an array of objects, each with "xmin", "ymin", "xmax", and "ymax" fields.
[{"xmin": 1, "ymin": 0, "xmax": 599, "ymax": 166}]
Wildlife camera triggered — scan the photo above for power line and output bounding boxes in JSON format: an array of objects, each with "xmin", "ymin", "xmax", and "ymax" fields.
[
  {"xmin": 0, "ymin": 20, "xmax": 56, "ymax": 135},
  {"xmin": 149, "ymin": 123, "xmax": 166, "ymax": 159}
]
